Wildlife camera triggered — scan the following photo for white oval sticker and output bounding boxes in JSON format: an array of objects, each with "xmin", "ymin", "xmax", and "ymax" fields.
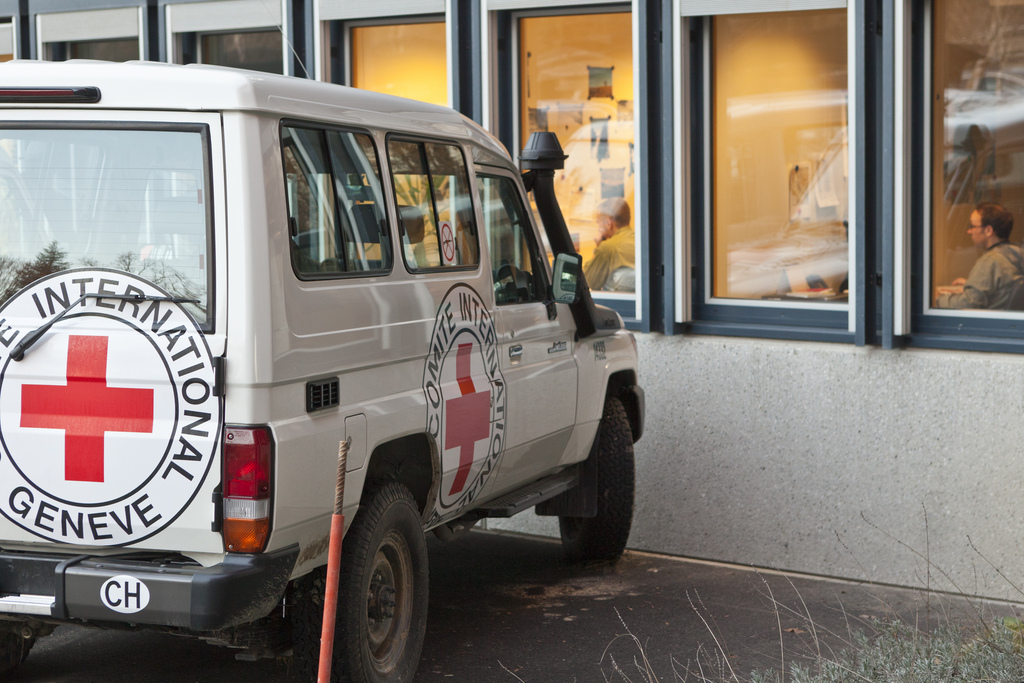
[{"xmin": 100, "ymin": 574, "xmax": 151, "ymax": 614}]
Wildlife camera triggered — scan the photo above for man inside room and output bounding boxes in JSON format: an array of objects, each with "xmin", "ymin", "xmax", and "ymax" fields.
[
  {"xmin": 584, "ymin": 197, "xmax": 635, "ymax": 292},
  {"xmin": 934, "ymin": 202, "xmax": 1024, "ymax": 310}
]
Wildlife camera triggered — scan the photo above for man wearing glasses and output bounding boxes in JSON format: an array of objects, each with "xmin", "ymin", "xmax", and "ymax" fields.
[{"xmin": 935, "ymin": 202, "xmax": 1024, "ymax": 309}]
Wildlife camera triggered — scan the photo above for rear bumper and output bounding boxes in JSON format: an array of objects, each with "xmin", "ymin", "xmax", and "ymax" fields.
[{"xmin": 0, "ymin": 544, "xmax": 298, "ymax": 631}]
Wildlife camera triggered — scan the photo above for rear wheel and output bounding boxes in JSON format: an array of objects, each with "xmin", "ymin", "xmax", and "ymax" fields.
[
  {"xmin": 291, "ymin": 483, "xmax": 428, "ymax": 683},
  {"xmin": 559, "ymin": 396, "xmax": 635, "ymax": 563},
  {"xmin": 0, "ymin": 628, "xmax": 32, "ymax": 677}
]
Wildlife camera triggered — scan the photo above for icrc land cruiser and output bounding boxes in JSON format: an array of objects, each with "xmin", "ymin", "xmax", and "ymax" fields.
[{"xmin": 0, "ymin": 61, "xmax": 643, "ymax": 682}]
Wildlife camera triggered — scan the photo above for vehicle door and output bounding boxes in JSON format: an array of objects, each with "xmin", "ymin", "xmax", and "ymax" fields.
[
  {"xmin": 476, "ymin": 170, "xmax": 578, "ymax": 493},
  {"xmin": 0, "ymin": 115, "xmax": 226, "ymax": 554}
]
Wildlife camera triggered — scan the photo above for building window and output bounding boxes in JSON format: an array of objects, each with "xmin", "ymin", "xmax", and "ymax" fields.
[
  {"xmin": 199, "ymin": 31, "xmax": 282, "ymax": 73},
  {"xmin": 904, "ymin": 0, "xmax": 1024, "ymax": 349},
  {"xmin": 349, "ymin": 21, "xmax": 447, "ymax": 105},
  {"xmin": 710, "ymin": 9, "xmax": 849, "ymax": 304},
  {"xmin": 36, "ymin": 7, "xmax": 142, "ymax": 62},
  {"xmin": 166, "ymin": 0, "xmax": 286, "ymax": 75},
  {"xmin": 517, "ymin": 11, "xmax": 637, "ymax": 297},
  {"xmin": 0, "ymin": 21, "xmax": 15, "ymax": 61},
  {"xmin": 45, "ymin": 38, "xmax": 139, "ymax": 62},
  {"xmin": 928, "ymin": 0, "xmax": 1024, "ymax": 316}
]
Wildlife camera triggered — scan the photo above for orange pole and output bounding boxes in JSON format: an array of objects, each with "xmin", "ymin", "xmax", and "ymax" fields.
[{"xmin": 317, "ymin": 439, "xmax": 348, "ymax": 683}]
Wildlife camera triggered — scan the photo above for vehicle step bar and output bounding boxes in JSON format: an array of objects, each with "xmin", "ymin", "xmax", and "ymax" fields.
[
  {"xmin": 0, "ymin": 593, "xmax": 55, "ymax": 616},
  {"xmin": 476, "ymin": 470, "xmax": 579, "ymax": 518}
]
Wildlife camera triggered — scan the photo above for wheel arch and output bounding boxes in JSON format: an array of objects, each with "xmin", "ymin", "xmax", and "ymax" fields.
[
  {"xmin": 606, "ymin": 370, "xmax": 643, "ymax": 442},
  {"xmin": 362, "ymin": 433, "xmax": 438, "ymax": 516}
]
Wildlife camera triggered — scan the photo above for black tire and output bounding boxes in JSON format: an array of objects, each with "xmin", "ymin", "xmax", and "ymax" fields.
[
  {"xmin": 0, "ymin": 628, "xmax": 32, "ymax": 677},
  {"xmin": 291, "ymin": 483, "xmax": 428, "ymax": 683},
  {"xmin": 559, "ymin": 396, "xmax": 635, "ymax": 563}
]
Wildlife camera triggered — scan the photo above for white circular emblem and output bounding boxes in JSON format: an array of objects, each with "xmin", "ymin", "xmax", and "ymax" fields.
[
  {"xmin": 100, "ymin": 575, "xmax": 151, "ymax": 614},
  {"xmin": 0, "ymin": 269, "xmax": 221, "ymax": 546},
  {"xmin": 423, "ymin": 285, "xmax": 506, "ymax": 523}
]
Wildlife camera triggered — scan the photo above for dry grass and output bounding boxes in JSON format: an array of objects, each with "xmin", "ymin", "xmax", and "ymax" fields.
[{"xmin": 506, "ymin": 509, "xmax": 1024, "ymax": 682}]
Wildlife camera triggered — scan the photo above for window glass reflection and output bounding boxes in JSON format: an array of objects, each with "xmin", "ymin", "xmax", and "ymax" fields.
[
  {"xmin": 518, "ymin": 12, "xmax": 635, "ymax": 293},
  {"xmin": 282, "ymin": 125, "xmax": 391, "ymax": 276},
  {"xmin": 201, "ymin": 30, "xmax": 282, "ymax": 74},
  {"xmin": 46, "ymin": 38, "xmax": 139, "ymax": 62},
  {"xmin": 0, "ymin": 22, "xmax": 13, "ymax": 62},
  {"xmin": 712, "ymin": 9, "xmax": 849, "ymax": 302},
  {"xmin": 479, "ymin": 175, "xmax": 545, "ymax": 305},
  {"xmin": 932, "ymin": 0, "xmax": 1024, "ymax": 311},
  {"xmin": 0, "ymin": 128, "xmax": 211, "ymax": 325},
  {"xmin": 350, "ymin": 23, "xmax": 447, "ymax": 106},
  {"xmin": 388, "ymin": 139, "xmax": 478, "ymax": 270}
]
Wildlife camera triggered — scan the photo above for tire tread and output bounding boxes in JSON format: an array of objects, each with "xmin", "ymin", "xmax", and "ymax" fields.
[
  {"xmin": 559, "ymin": 395, "xmax": 635, "ymax": 563},
  {"xmin": 290, "ymin": 483, "xmax": 428, "ymax": 683}
]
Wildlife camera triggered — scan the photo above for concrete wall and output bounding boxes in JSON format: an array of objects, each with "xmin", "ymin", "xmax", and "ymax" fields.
[{"xmin": 487, "ymin": 333, "xmax": 1024, "ymax": 602}]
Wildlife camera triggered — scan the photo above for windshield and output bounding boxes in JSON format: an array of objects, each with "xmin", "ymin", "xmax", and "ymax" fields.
[{"xmin": 0, "ymin": 126, "xmax": 212, "ymax": 326}]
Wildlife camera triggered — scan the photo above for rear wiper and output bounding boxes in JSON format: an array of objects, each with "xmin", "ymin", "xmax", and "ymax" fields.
[{"xmin": 10, "ymin": 293, "xmax": 199, "ymax": 362}]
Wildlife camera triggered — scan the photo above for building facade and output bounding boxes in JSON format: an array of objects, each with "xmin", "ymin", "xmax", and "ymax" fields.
[{"xmin": 4, "ymin": 0, "xmax": 1024, "ymax": 600}]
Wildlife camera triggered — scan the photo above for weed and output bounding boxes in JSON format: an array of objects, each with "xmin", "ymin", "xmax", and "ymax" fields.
[
  {"xmin": 598, "ymin": 608, "xmax": 661, "ymax": 683},
  {"xmin": 598, "ymin": 518, "xmax": 1024, "ymax": 683},
  {"xmin": 591, "ymin": 610, "xmax": 1024, "ymax": 683}
]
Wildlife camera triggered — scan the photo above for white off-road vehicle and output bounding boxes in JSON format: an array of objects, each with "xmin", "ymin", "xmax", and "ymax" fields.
[{"xmin": 0, "ymin": 61, "xmax": 644, "ymax": 682}]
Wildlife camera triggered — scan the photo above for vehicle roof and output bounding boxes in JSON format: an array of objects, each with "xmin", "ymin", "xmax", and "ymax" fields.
[{"xmin": 0, "ymin": 60, "xmax": 513, "ymax": 165}]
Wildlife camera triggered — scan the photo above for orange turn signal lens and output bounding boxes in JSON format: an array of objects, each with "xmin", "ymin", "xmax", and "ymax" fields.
[{"xmin": 223, "ymin": 517, "xmax": 271, "ymax": 553}]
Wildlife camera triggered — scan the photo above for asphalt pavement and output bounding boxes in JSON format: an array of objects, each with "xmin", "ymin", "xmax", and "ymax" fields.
[
  {"xmin": 11, "ymin": 529, "xmax": 1021, "ymax": 682},
  {"xmin": 417, "ymin": 530, "xmax": 1019, "ymax": 681}
]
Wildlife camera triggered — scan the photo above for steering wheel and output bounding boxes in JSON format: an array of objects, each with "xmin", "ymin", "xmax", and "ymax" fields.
[{"xmin": 496, "ymin": 263, "xmax": 530, "ymax": 303}]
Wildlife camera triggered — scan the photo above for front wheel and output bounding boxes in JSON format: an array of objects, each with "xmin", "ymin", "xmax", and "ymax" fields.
[
  {"xmin": 559, "ymin": 396, "xmax": 635, "ymax": 563},
  {"xmin": 291, "ymin": 483, "xmax": 428, "ymax": 683}
]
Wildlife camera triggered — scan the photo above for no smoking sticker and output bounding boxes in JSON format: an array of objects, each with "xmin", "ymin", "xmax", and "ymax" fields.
[{"xmin": 439, "ymin": 221, "xmax": 456, "ymax": 265}]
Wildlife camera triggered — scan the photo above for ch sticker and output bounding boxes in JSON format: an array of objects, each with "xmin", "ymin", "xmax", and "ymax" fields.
[{"xmin": 100, "ymin": 575, "xmax": 150, "ymax": 614}]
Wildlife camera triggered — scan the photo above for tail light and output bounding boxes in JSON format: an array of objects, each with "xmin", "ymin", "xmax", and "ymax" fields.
[{"xmin": 222, "ymin": 426, "xmax": 272, "ymax": 553}]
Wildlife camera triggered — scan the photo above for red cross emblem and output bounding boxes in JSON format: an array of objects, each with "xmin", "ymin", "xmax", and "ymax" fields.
[
  {"xmin": 444, "ymin": 343, "xmax": 491, "ymax": 495},
  {"xmin": 20, "ymin": 335, "xmax": 155, "ymax": 483}
]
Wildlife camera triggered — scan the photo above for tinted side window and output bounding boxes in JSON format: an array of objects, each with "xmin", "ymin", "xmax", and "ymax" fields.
[
  {"xmin": 478, "ymin": 175, "xmax": 546, "ymax": 304},
  {"xmin": 282, "ymin": 125, "xmax": 391, "ymax": 276},
  {"xmin": 388, "ymin": 138, "xmax": 479, "ymax": 270}
]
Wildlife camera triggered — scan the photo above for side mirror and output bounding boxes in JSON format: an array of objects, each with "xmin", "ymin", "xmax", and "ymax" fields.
[{"xmin": 551, "ymin": 253, "xmax": 582, "ymax": 304}]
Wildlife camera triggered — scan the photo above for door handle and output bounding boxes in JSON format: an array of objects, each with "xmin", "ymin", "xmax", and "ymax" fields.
[{"xmin": 509, "ymin": 344, "xmax": 523, "ymax": 359}]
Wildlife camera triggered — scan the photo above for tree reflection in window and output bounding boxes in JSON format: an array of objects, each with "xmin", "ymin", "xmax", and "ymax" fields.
[{"xmin": 0, "ymin": 242, "xmax": 205, "ymax": 322}]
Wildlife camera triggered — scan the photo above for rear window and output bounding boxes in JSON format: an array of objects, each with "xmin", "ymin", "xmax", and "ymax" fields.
[{"xmin": 0, "ymin": 125, "xmax": 212, "ymax": 326}]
